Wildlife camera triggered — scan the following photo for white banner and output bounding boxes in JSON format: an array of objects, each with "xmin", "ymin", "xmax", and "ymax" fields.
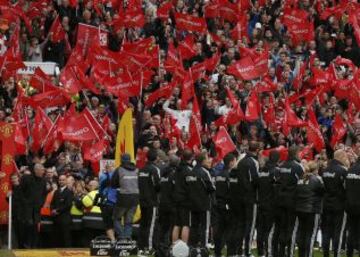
[{"xmin": 17, "ymin": 62, "xmax": 58, "ymax": 75}]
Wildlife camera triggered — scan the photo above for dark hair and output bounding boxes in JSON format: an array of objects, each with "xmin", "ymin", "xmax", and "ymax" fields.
[
  {"xmin": 249, "ymin": 140, "xmax": 260, "ymax": 152},
  {"xmin": 182, "ymin": 148, "xmax": 193, "ymax": 162},
  {"xmin": 223, "ymin": 153, "xmax": 236, "ymax": 168},
  {"xmin": 288, "ymin": 145, "xmax": 299, "ymax": 160},
  {"xmin": 147, "ymin": 149, "xmax": 158, "ymax": 162},
  {"xmin": 196, "ymin": 152, "xmax": 208, "ymax": 165},
  {"xmin": 269, "ymin": 150, "xmax": 280, "ymax": 163}
]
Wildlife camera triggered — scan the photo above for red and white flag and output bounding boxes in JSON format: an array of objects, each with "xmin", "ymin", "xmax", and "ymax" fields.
[{"xmin": 174, "ymin": 12, "xmax": 207, "ymax": 33}]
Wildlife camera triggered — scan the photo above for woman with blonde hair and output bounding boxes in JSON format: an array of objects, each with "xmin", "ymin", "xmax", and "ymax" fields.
[{"xmin": 295, "ymin": 161, "xmax": 324, "ymax": 257}]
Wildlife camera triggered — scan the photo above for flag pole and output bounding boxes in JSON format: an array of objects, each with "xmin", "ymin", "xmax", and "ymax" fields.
[{"xmin": 8, "ymin": 192, "xmax": 12, "ymax": 250}]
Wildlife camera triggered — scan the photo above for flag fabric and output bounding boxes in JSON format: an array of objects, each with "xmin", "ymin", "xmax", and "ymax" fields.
[
  {"xmin": 227, "ymin": 56, "xmax": 262, "ymax": 80},
  {"xmin": 29, "ymin": 67, "xmax": 58, "ymax": 92},
  {"xmin": 157, "ymin": 1, "xmax": 173, "ymax": 20},
  {"xmin": 84, "ymin": 139, "xmax": 108, "ymax": 162},
  {"xmin": 174, "ymin": 12, "xmax": 207, "ymax": 33},
  {"xmin": 49, "ymin": 15, "xmax": 65, "ymax": 43},
  {"xmin": 145, "ymin": 82, "xmax": 174, "ymax": 107},
  {"xmin": 306, "ymin": 108, "xmax": 325, "ymax": 152},
  {"xmin": 187, "ymin": 97, "xmax": 202, "ymax": 150},
  {"xmin": 178, "ymin": 35, "xmax": 197, "ymax": 60},
  {"xmin": 181, "ymin": 72, "xmax": 194, "ymax": 109},
  {"xmin": 330, "ymin": 114, "xmax": 347, "ymax": 148},
  {"xmin": 213, "ymin": 126, "xmax": 236, "ymax": 163},
  {"xmin": 245, "ymin": 91, "xmax": 260, "ymax": 121},
  {"xmin": 43, "ymin": 115, "xmax": 62, "ymax": 154},
  {"xmin": 115, "ymin": 108, "xmax": 135, "ymax": 167},
  {"xmin": 31, "ymin": 107, "xmax": 53, "ymax": 152},
  {"xmin": 262, "ymin": 146, "xmax": 288, "ymax": 161}
]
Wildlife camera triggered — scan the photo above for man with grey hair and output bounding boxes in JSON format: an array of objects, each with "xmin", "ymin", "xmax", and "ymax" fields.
[{"xmin": 20, "ymin": 163, "xmax": 47, "ymax": 248}]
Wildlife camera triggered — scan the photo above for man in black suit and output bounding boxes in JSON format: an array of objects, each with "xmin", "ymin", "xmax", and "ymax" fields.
[{"xmin": 51, "ymin": 174, "xmax": 74, "ymax": 247}]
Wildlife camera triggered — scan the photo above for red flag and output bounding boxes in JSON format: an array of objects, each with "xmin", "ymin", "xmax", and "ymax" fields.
[
  {"xmin": 114, "ymin": 9, "xmax": 145, "ymax": 29},
  {"xmin": 59, "ymin": 66, "xmax": 83, "ymax": 94},
  {"xmin": 145, "ymin": 82, "xmax": 174, "ymax": 107},
  {"xmin": 181, "ymin": 72, "xmax": 194, "ymax": 109},
  {"xmin": 284, "ymin": 98, "xmax": 307, "ymax": 127},
  {"xmin": 29, "ymin": 67, "xmax": 58, "ymax": 92},
  {"xmin": 102, "ymin": 71, "xmax": 140, "ymax": 98},
  {"xmin": 178, "ymin": 34, "xmax": 197, "ymax": 60},
  {"xmin": 59, "ymin": 110, "xmax": 100, "ymax": 142},
  {"xmin": 49, "ymin": 15, "xmax": 65, "ymax": 43},
  {"xmin": 281, "ymin": 8, "xmax": 309, "ymax": 26},
  {"xmin": 14, "ymin": 122, "xmax": 26, "ymax": 155},
  {"xmin": 262, "ymin": 146, "xmax": 288, "ymax": 161},
  {"xmin": 253, "ymin": 51, "xmax": 269, "ymax": 77},
  {"xmin": 42, "ymin": 115, "xmax": 62, "ymax": 154},
  {"xmin": 136, "ymin": 147, "xmax": 148, "ymax": 169},
  {"xmin": 216, "ymin": 87, "xmax": 245, "ymax": 126},
  {"xmin": 174, "ymin": 12, "xmax": 207, "ymax": 33},
  {"xmin": 227, "ymin": 56, "xmax": 260, "ymax": 81},
  {"xmin": 83, "ymin": 139, "xmax": 108, "ymax": 162},
  {"xmin": 165, "ymin": 42, "xmax": 181, "ymax": 68},
  {"xmin": 83, "ymin": 108, "xmax": 108, "ymax": 140},
  {"xmin": 330, "ymin": 114, "xmax": 347, "ymax": 148},
  {"xmin": 187, "ymin": 97, "xmax": 202, "ymax": 150},
  {"xmin": 288, "ymin": 21, "xmax": 314, "ymax": 45},
  {"xmin": 213, "ymin": 126, "xmax": 236, "ymax": 162},
  {"xmin": 25, "ymin": 89, "xmax": 70, "ymax": 108},
  {"xmin": 31, "ymin": 107, "xmax": 53, "ymax": 152},
  {"xmin": 256, "ymin": 77, "xmax": 277, "ymax": 93},
  {"xmin": 306, "ymin": 108, "xmax": 325, "ymax": 152},
  {"xmin": 262, "ymin": 93, "xmax": 276, "ymax": 126},
  {"xmin": 72, "ymin": 65, "xmax": 100, "ymax": 94},
  {"xmin": 205, "ymin": 52, "xmax": 220, "ymax": 72},
  {"xmin": 230, "ymin": 16, "xmax": 248, "ymax": 41},
  {"xmin": 245, "ymin": 91, "xmax": 260, "ymax": 121},
  {"xmin": 333, "ymin": 79, "xmax": 353, "ymax": 100},
  {"xmin": 157, "ymin": 1, "xmax": 173, "ymax": 20}
]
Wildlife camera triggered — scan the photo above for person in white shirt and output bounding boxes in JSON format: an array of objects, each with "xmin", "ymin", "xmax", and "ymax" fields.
[
  {"xmin": 163, "ymin": 98, "xmax": 192, "ymax": 133},
  {"xmin": 215, "ymin": 98, "xmax": 232, "ymax": 116}
]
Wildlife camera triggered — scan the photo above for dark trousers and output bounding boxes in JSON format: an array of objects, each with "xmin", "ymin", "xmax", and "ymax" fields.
[
  {"xmin": 138, "ymin": 206, "xmax": 158, "ymax": 251},
  {"xmin": 54, "ymin": 220, "xmax": 72, "ymax": 247},
  {"xmin": 321, "ymin": 210, "xmax": 347, "ymax": 257},
  {"xmin": 213, "ymin": 207, "xmax": 230, "ymax": 257},
  {"xmin": 347, "ymin": 212, "xmax": 360, "ymax": 257},
  {"xmin": 272, "ymin": 207, "xmax": 296, "ymax": 257},
  {"xmin": 189, "ymin": 210, "xmax": 209, "ymax": 248},
  {"xmin": 296, "ymin": 212, "xmax": 320, "ymax": 257},
  {"xmin": 256, "ymin": 208, "xmax": 274, "ymax": 257},
  {"xmin": 24, "ymin": 223, "xmax": 40, "ymax": 248},
  {"xmin": 158, "ymin": 208, "xmax": 175, "ymax": 246},
  {"xmin": 228, "ymin": 202, "xmax": 257, "ymax": 256}
]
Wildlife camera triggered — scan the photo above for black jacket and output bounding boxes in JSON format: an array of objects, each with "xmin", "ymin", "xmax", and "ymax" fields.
[
  {"xmin": 20, "ymin": 174, "xmax": 47, "ymax": 224},
  {"xmin": 320, "ymin": 159, "xmax": 346, "ymax": 212},
  {"xmin": 138, "ymin": 162, "xmax": 161, "ymax": 207},
  {"xmin": 345, "ymin": 159, "xmax": 360, "ymax": 214},
  {"xmin": 229, "ymin": 152, "xmax": 259, "ymax": 208},
  {"xmin": 51, "ymin": 187, "xmax": 74, "ymax": 224},
  {"xmin": 172, "ymin": 161, "xmax": 192, "ymax": 207},
  {"xmin": 185, "ymin": 164, "xmax": 215, "ymax": 211},
  {"xmin": 295, "ymin": 174, "xmax": 325, "ymax": 214},
  {"xmin": 214, "ymin": 168, "xmax": 230, "ymax": 210},
  {"xmin": 274, "ymin": 158, "xmax": 304, "ymax": 209},
  {"xmin": 258, "ymin": 161, "xmax": 278, "ymax": 211},
  {"xmin": 159, "ymin": 164, "xmax": 176, "ymax": 211}
]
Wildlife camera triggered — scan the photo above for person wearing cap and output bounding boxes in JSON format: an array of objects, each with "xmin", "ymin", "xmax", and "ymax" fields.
[
  {"xmin": 111, "ymin": 153, "xmax": 139, "ymax": 240},
  {"xmin": 320, "ymin": 149, "xmax": 348, "ymax": 257},
  {"xmin": 138, "ymin": 149, "xmax": 161, "ymax": 255}
]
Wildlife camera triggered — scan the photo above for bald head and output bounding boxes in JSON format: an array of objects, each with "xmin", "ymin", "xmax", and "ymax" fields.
[{"xmin": 34, "ymin": 163, "xmax": 45, "ymax": 178}]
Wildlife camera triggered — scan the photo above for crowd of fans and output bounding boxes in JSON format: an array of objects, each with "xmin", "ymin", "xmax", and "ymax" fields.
[{"xmin": 0, "ymin": 0, "xmax": 360, "ymax": 255}]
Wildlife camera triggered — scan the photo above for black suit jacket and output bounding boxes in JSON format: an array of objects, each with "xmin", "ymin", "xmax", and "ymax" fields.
[{"xmin": 51, "ymin": 187, "xmax": 73, "ymax": 224}]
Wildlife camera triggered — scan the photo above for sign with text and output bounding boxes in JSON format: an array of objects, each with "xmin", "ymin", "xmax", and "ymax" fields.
[{"xmin": 17, "ymin": 62, "xmax": 58, "ymax": 75}]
